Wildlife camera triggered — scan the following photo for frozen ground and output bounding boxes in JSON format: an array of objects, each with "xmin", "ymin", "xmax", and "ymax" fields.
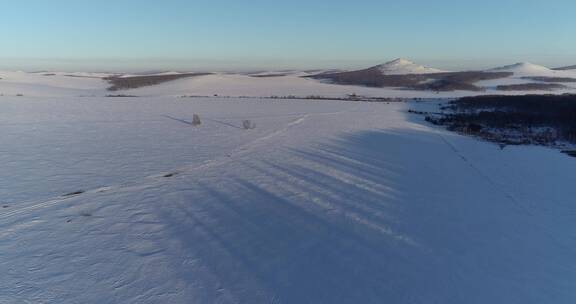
[{"xmin": 1, "ymin": 96, "xmax": 575, "ymax": 303}]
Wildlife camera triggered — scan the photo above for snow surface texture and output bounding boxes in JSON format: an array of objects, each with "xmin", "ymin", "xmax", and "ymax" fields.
[{"xmin": 1, "ymin": 96, "xmax": 575, "ymax": 303}]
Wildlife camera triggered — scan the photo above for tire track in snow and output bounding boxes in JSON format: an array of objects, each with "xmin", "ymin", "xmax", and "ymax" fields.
[
  {"xmin": 435, "ymin": 132, "xmax": 533, "ymax": 216},
  {"xmin": 0, "ymin": 193, "xmax": 85, "ymax": 220},
  {"xmin": 242, "ymin": 114, "xmax": 308, "ymax": 146},
  {"xmin": 435, "ymin": 131, "xmax": 576, "ymax": 253},
  {"xmin": 157, "ymin": 113, "xmax": 310, "ymax": 175},
  {"xmin": 0, "ymin": 111, "xmax": 323, "ymax": 220},
  {"xmin": 168, "ymin": 106, "xmax": 360, "ymax": 166},
  {"xmin": 1, "ymin": 107, "xmax": 361, "ymax": 221}
]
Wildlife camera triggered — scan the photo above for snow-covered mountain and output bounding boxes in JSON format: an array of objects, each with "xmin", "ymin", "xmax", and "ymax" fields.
[
  {"xmin": 487, "ymin": 62, "xmax": 576, "ymax": 80},
  {"xmin": 490, "ymin": 62, "xmax": 556, "ymax": 76},
  {"xmin": 371, "ymin": 58, "xmax": 447, "ymax": 75}
]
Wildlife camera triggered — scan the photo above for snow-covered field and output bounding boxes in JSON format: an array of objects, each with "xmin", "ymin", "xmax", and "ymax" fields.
[
  {"xmin": 1, "ymin": 95, "xmax": 575, "ymax": 303},
  {"xmin": 0, "ymin": 71, "xmax": 109, "ymax": 97}
]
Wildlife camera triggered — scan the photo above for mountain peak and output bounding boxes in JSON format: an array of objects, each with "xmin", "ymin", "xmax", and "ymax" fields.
[
  {"xmin": 372, "ymin": 58, "xmax": 446, "ymax": 75},
  {"xmin": 491, "ymin": 62, "xmax": 554, "ymax": 75},
  {"xmin": 512, "ymin": 62, "xmax": 543, "ymax": 68},
  {"xmin": 386, "ymin": 58, "xmax": 414, "ymax": 65}
]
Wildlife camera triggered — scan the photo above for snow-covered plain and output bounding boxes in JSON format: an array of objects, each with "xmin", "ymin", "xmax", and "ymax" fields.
[
  {"xmin": 1, "ymin": 94, "xmax": 575, "ymax": 303},
  {"xmin": 0, "ymin": 71, "xmax": 109, "ymax": 97}
]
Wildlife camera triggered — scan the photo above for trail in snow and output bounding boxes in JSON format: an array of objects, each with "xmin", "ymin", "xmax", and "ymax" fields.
[
  {"xmin": 435, "ymin": 132, "xmax": 534, "ymax": 216},
  {"xmin": 2, "ymin": 97, "xmax": 373, "ymax": 203},
  {"xmin": 0, "ymin": 106, "xmax": 356, "ymax": 220},
  {"xmin": 434, "ymin": 130, "xmax": 576, "ymax": 255}
]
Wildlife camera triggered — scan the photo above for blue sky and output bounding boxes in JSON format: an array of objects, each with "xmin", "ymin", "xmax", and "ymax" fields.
[{"xmin": 1, "ymin": 0, "xmax": 575, "ymax": 71}]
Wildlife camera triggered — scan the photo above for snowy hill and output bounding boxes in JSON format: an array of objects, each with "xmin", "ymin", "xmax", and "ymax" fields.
[
  {"xmin": 490, "ymin": 62, "xmax": 558, "ymax": 76},
  {"xmin": 371, "ymin": 58, "xmax": 447, "ymax": 75},
  {"xmin": 0, "ymin": 70, "xmax": 109, "ymax": 97}
]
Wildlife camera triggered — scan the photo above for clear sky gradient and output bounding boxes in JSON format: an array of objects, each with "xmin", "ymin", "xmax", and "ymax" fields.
[{"xmin": 1, "ymin": 0, "xmax": 575, "ymax": 71}]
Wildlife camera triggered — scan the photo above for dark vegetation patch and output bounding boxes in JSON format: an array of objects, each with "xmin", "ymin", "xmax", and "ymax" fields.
[
  {"xmin": 309, "ymin": 67, "xmax": 423, "ymax": 87},
  {"xmin": 562, "ymin": 150, "xmax": 576, "ymax": 158},
  {"xmin": 65, "ymin": 74, "xmax": 103, "ymax": 79},
  {"xmin": 63, "ymin": 190, "xmax": 85, "ymax": 197},
  {"xmin": 424, "ymin": 94, "xmax": 576, "ymax": 147},
  {"xmin": 309, "ymin": 68, "xmax": 512, "ymax": 92},
  {"xmin": 304, "ymin": 69, "xmax": 344, "ymax": 75},
  {"xmin": 411, "ymin": 78, "xmax": 482, "ymax": 92},
  {"xmin": 520, "ymin": 76, "xmax": 576, "ymax": 83},
  {"xmin": 496, "ymin": 83, "xmax": 566, "ymax": 91},
  {"xmin": 180, "ymin": 94, "xmax": 407, "ymax": 102},
  {"xmin": 105, "ymin": 73, "xmax": 211, "ymax": 91},
  {"xmin": 250, "ymin": 73, "xmax": 289, "ymax": 78},
  {"xmin": 106, "ymin": 94, "xmax": 139, "ymax": 98}
]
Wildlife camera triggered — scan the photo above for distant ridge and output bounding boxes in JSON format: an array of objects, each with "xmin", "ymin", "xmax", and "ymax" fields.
[
  {"xmin": 309, "ymin": 60, "xmax": 511, "ymax": 92},
  {"xmin": 554, "ymin": 65, "xmax": 576, "ymax": 71}
]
